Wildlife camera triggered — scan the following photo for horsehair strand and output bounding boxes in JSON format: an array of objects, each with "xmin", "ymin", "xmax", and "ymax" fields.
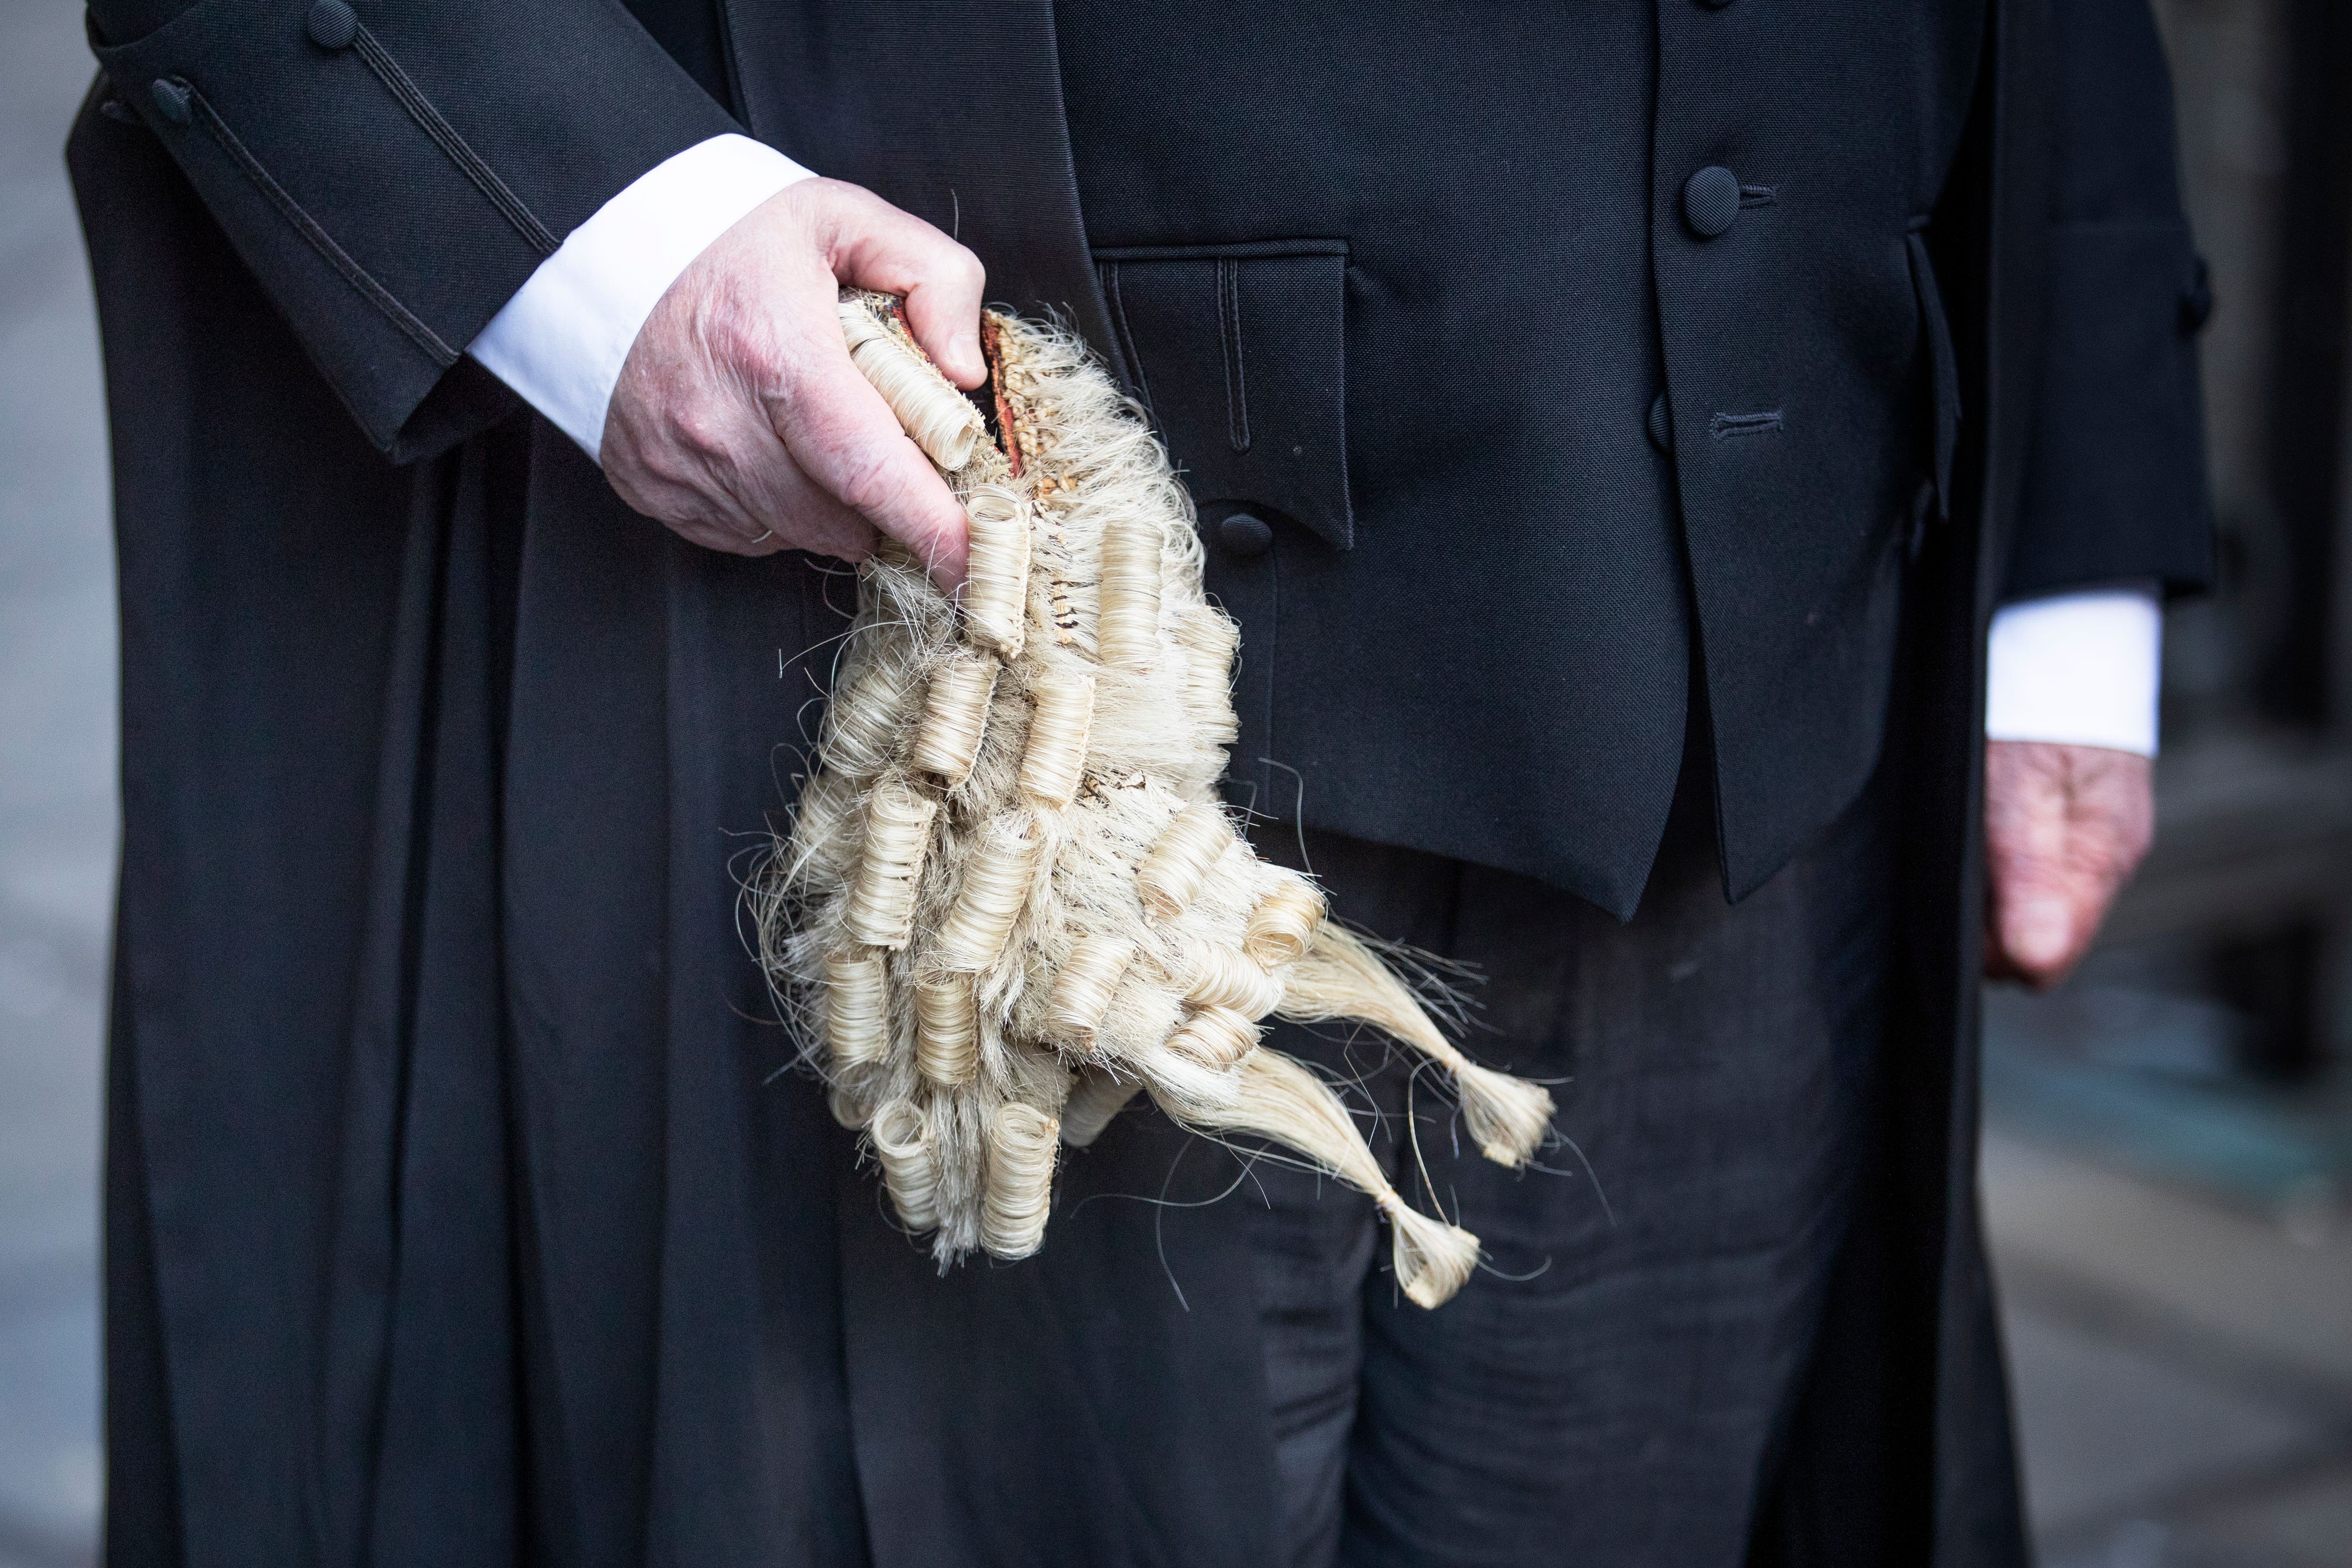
[
  {"xmin": 960, "ymin": 485, "xmax": 1031, "ymax": 657},
  {"xmin": 871, "ymin": 1098, "xmax": 941, "ymax": 1232},
  {"xmin": 1151, "ymin": 1050, "xmax": 1481, "ymax": 1309},
  {"xmin": 1281, "ymin": 924, "xmax": 1554, "ymax": 1169},
  {"xmin": 1018, "ymin": 666, "xmax": 1096, "ymax": 808},
  {"xmin": 824, "ymin": 951, "xmax": 891, "ymax": 1069},
  {"xmin": 1058, "ymin": 1065, "xmax": 1141, "ymax": 1147},
  {"xmin": 914, "ymin": 975, "xmax": 978, "ymax": 1086},
  {"xmin": 844, "ymin": 780, "xmax": 935, "ymax": 949},
  {"xmin": 981, "ymin": 1101, "xmax": 1059, "ymax": 1257},
  {"xmin": 838, "ymin": 294, "xmax": 985, "ymax": 470},
  {"xmin": 911, "ymin": 654, "xmax": 997, "ymax": 786}
]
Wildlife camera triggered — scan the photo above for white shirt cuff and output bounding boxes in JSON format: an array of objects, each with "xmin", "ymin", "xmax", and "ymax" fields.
[
  {"xmin": 1985, "ymin": 586, "xmax": 2163, "ymax": 756},
  {"xmin": 466, "ymin": 133, "xmax": 814, "ymax": 461}
]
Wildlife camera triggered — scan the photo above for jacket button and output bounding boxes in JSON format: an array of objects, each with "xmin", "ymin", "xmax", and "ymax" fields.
[
  {"xmin": 1683, "ymin": 166, "xmax": 1741, "ymax": 237},
  {"xmin": 306, "ymin": 0, "xmax": 359, "ymax": 49},
  {"xmin": 1217, "ymin": 512, "xmax": 1273, "ymax": 558},
  {"xmin": 148, "ymin": 77, "xmax": 192, "ymax": 125},
  {"xmin": 1647, "ymin": 392, "xmax": 1673, "ymax": 453}
]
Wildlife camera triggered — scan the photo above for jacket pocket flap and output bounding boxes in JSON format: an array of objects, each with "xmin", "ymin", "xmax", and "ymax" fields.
[{"xmin": 1095, "ymin": 241, "xmax": 1353, "ymax": 549}]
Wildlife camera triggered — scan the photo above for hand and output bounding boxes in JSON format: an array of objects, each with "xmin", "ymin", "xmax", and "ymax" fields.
[
  {"xmin": 1983, "ymin": 740, "xmax": 2154, "ymax": 987},
  {"xmin": 601, "ymin": 177, "xmax": 985, "ymax": 584}
]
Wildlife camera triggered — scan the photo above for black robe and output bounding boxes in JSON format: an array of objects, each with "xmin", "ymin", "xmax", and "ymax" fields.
[{"xmin": 71, "ymin": 0, "xmax": 2208, "ymax": 1562}]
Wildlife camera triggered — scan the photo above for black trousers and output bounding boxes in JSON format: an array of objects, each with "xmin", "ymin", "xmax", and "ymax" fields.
[{"xmin": 1249, "ymin": 762, "xmax": 1894, "ymax": 1567}]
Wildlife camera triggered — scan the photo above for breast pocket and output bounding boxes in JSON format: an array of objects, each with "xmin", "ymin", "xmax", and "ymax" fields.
[{"xmin": 1094, "ymin": 241, "xmax": 1354, "ymax": 549}]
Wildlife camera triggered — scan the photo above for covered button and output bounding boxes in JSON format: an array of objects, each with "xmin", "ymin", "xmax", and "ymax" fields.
[
  {"xmin": 1217, "ymin": 512, "xmax": 1273, "ymax": 558},
  {"xmin": 307, "ymin": 0, "xmax": 359, "ymax": 50},
  {"xmin": 1683, "ymin": 166, "xmax": 1742, "ymax": 238},
  {"xmin": 148, "ymin": 77, "xmax": 192, "ymax": 125}
]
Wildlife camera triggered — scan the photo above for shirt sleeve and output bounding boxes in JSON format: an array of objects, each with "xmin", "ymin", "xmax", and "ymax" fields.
[
  {"xmin": 467, "ymin": 133, "xmax": 815, "ymax": 461},
  {"xmin": 1984, "ymin": 586, "xmax": 2163, "ymax": 756}
]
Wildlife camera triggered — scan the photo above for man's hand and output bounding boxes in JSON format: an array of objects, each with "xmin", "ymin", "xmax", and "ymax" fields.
[
  {"xmin": 1983, "ymin": 740, "xmax": 2154, "ymax": 987},
  {"xmin": 601, "ymin": 178, "xmax": 985, "ymax": 584}
]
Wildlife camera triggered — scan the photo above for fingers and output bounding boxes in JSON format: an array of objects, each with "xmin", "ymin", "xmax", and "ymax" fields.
[
  {"xmin": 1982, "ymin": 741, "xmax": 2154, "ymax": 987},
  {"xmin": 818, "ymin": 182, "xmax": 989, "ymax": 389},
  {"xmin": 760, "ymin": 312, "xmax": 972, "ymax": 586},
  {"xmin": 599, "ymin": 176, "xmax": 979, "ymax": 583}
]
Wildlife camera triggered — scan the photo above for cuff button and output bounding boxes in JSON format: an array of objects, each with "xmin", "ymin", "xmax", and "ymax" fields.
[
  {"xmin": 148, "ymin": 77, "xmax": 192, "ymax": 125},
  {"xmin": 306, "ymin": 0, "xmax": 359, "ymax": 50}
]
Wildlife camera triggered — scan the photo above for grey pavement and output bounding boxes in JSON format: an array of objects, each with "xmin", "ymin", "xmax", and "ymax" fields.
[
  {"xmin": 1989, "ymin": 1130, "xmax": 2352, "ymax": 1566},
  {"xmin": 1, "ymin": 2, "xmax": 2348, "ymax": 1565}
]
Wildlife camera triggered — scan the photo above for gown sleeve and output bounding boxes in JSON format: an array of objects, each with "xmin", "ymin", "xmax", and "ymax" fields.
[
  {"xmin": 2006, "ymin": 0, "xmax": 2218, "ymax": 600},
  {"xmin": 84, "ymin": 0, "xmax": 740, "ymax": 457}
]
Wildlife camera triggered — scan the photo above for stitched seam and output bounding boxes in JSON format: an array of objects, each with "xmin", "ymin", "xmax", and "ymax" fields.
[
  {"xmin": 1097, "ymin": 262, "xmax": 1154, "ymax": 416},
  {"xmin": 351, "ymin": 25, "xmax": 559, "ymax": 256},
  {"xmin": 1092, "ymin": 239, "xmax": 1350, "ymax": 262},
  {"xmin": 1710, "ymin": 410, "xmax": 1783, "ymax": 438},
  {"xmin": 1217, "ymin": 257, "xmax": 1250, "ymax": 453},
  {"xmin": 181, "ymin": 83, "xmax": 456, "ymax": 365}
]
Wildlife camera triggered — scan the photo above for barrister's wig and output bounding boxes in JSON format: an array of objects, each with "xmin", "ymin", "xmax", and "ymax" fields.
[{"xmin": 750, "ymin": 291, "xmax": 1554, "ymax": 1307}]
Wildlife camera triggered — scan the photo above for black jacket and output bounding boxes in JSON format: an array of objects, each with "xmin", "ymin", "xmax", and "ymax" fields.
[
  {"xmin": 85, "ymin": 0, "xmax": 2209, "ymax": 912},
  {"xmin": 73, "ymin": 1, "xmax": 2209, "ymax": 1565}
]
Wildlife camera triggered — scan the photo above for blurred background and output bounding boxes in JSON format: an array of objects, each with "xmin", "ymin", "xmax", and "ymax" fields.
[{"xmin": 1, "ymin": 0, "xmax": 2348, "ymax": 1563}]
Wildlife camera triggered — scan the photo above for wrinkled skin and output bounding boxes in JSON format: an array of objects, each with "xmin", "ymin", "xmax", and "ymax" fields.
[
  {"xmin": 1983, "ymin": 740, "xmax": 2154, "ymax": 987},
  {"xmin": 601, "ymin": 177, "xmax": 985, "ymax": 587}
]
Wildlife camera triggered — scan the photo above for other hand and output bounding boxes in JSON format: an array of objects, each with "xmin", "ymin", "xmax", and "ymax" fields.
[
  {"xmin": 601, "ymin": 178, "xmax": 985, "ymax": 584},
  {"xmin": 1983, "ymin": 740, "xmax": 2154, "ymax": 987}
]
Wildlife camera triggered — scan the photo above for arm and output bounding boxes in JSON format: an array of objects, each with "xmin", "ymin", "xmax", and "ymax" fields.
[
  {"xmin": 1983, "ymin": 0, "xmax": 2215, "ymax": 986},
  {"xmin": 87, "ymin": 0, "xmax": 980, "ymax": 575},
  {"xmin": 86, "ymin": 0, "xmax": 738, "ymax": 453}
]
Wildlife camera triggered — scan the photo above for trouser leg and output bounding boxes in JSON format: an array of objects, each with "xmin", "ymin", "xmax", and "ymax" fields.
[
  {"xmin": 1246, "ymin": 831, "xmax": 1465, "ymax": 1568},
  {"xmin": 1251, "ymin": 773, "xmax": 1893, "ymax": 1568}
]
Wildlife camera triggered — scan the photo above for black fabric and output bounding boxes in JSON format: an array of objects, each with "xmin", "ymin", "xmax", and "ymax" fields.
[
  {"xmin": 75, "ymin": 0, "xmax": 2214, "ymax": 903},
  {"xmin": 85, "ymin": 0, "xmax": 737, "ymax": 453},
  {"xmin": 1058, "ymin": 0, "xmax": 1693, "ymax": 911},
  {"xmin": 2007, "ymin": 0, "xmax": 2215, "ymax": 600},
  {"xmin": 1049, "ymin": 0, "xmax": 1997, "ymax": 902},
  {"xmin": 1246, "ymin": 764, "xmax": 1902, "ymax": 1567},
  {"xmin": 70, "ymin": 0, "xmax": 2200, "ymax": 1564},
  {"xmin": 713, "ymin": 0, "xmax": 1127, "ymax": 382}
]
